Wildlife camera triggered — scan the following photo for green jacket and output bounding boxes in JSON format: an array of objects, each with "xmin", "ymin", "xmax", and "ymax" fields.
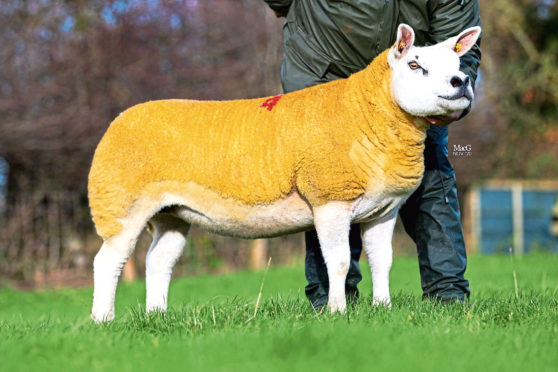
[{"xmin": 264, "ymin": 0, "xmax": 481, "ymax": 95}]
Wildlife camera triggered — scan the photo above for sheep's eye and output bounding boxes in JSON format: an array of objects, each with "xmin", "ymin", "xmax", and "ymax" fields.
[{"xmin": 408, "ymin": 61, "xmax": 420, "ymax": 70}]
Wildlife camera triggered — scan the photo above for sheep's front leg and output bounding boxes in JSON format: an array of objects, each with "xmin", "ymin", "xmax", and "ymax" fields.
[
  {"xmin": 361, "ymin": 212, "xmax": 397, "ymax": 307},
  {"xmin": 313, "ymin": 202, "xmax": 352, "ymax": 314}
]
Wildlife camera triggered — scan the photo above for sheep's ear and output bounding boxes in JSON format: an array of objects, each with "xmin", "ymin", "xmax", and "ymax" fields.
[
  {"xmin": 393, "ymin": 24, "xmax": 415, "ymax": 59},
  {"xmin": 438, "ymin": 26, "xmax": 481, "ymax": 57}
]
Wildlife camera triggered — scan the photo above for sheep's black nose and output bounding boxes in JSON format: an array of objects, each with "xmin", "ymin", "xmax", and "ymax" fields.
[
  {"xmin": 450, "ymin": 76, "xmax": 463, "ymax": 87},
  {"xmin": 463, "ymin": 76, "xmax": 470, "ymax": 86}
]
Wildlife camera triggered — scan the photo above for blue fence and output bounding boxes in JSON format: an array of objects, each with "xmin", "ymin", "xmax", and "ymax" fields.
[
  {"xmin": 476, "ymin": 185, "xmax": 558, "ymax": 254},
  {"xmin": 523, "ymin": 191, "xmax": 558, "ymax": 253},
  {"xmin": 479, "ymin": 189, "xmax": 513, "ymax": 254}
]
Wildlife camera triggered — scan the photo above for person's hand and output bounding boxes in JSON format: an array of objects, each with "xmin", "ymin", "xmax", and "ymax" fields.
[
  {"xmin": 273, "ymin": 10, "xmax": 288, "ymax": 18},
  {"xmin": 421, "ymin": 110, "xmax": 464, "ymax": 127}
]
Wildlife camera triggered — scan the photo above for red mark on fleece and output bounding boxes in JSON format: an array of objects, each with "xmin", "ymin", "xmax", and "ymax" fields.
[{"xmin": 260, "ymin": 95, "xmax": 283, "ymax": 111}]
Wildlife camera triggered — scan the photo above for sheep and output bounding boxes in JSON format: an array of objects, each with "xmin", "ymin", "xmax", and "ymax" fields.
[{"xmin": 89, "ymin": 24, "xmax": 481, "ymax": 322}]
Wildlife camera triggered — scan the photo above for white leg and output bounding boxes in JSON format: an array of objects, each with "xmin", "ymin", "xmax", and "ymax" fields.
[
  {"xmin": 91, "ymin": 230, "xmax": 140, "ymax": 323},
  {"xmin": 145, "ymin": 214, "xmax": 189, "ymax": 313},
  {"xmin": 361, "ymin": 212, "xmax": 398, "ymax": 307},
  {"xmin": 313, "ymin": 201, "xmax": 352, "ymax": 314}
]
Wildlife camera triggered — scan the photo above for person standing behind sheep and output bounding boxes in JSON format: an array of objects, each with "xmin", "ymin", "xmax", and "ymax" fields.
[{"xmin": 263, "ymin": 0, "xmax": 481, "ymax": 309}]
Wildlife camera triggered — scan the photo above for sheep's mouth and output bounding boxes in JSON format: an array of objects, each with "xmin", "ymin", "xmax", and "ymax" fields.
[{"xmin": 438, "ymin": 89, "xmax": 472, "ymax": 101}]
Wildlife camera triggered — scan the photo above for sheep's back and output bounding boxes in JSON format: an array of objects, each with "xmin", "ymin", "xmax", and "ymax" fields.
[{"xmin": 88, "ymin": 95, "xmax": 308, "ymax": 227}]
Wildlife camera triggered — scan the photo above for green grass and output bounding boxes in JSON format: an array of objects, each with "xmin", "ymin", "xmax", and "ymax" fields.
[{"xmin": 1, "ymin": 254, "xmax": 557, "ymax": 371}]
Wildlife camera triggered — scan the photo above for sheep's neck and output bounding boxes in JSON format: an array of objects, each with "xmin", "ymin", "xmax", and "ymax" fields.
[
  {"xmin": 344, "ymin": 49, "xmax": 428, "ymax": 195},
  {"xmin": 349, "ymin": 50, "xmax": 428, "ymax": 140}
]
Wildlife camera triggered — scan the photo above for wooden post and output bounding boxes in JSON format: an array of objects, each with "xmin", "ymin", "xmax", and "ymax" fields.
[
  {"xmin": 468, "ymin": 187, "xmax": 481, "ymax": 254},
  {"xmin": 512, "ymin": 182, "xmax": 524, "ymax": 255},
  {"xmin": 250, "ymin": 239, "xmax": 268, "ymax": 270},
  {"xmin": 121, "ymin": 258, "xmax": 137, "ymax": 282}
]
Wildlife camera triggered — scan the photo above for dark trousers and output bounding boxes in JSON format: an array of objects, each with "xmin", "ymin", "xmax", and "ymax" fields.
[{"xmin": 304, "ymin": 125, "xmax": 470, "ymax": 308}]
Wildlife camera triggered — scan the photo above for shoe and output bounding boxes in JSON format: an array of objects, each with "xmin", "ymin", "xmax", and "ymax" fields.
[
  {"xmin": 346, "ymin": 287, "xmax": 359, "ymax": 306},
  {"xmin": 310, "ymin": 296, "xmax": 328, "ymax": 311},
  {"xmin": 423, "ymin": 294, "xmax": 466, "ymax": 305}
]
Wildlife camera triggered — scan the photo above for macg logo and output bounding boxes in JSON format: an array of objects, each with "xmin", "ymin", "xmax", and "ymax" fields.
[{"xmin": 452, "ymin": 144, "xmax": 472, "ymax": 156}]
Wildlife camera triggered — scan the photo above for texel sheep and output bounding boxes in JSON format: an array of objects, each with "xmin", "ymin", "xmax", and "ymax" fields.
[{"xmin": 89, "ymin": 24, "xmax": 481, "ymax": 322}]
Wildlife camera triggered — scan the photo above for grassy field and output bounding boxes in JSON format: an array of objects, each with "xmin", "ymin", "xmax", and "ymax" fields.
[{"xmin": 1, "ymin": 254, "xmax": 557, "ymax": 371}]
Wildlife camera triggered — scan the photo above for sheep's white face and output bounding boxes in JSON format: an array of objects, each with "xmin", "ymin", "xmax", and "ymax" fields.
[{"xmin": 388, "ymin": 24, "xmax": 481, "ymax": 117}]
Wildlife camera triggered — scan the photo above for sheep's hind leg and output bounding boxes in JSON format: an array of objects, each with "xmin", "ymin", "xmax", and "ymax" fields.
[
  {"xmin": 91, "ymin": 227, "xmax": 143, "ymax": 323},
  {"xmin": 145, "ymin": 213, "xmax": 190, "ymax": 313},
  {"xmin": 313, "ymin": 202, "xmax": 352, "ymax": 314}
]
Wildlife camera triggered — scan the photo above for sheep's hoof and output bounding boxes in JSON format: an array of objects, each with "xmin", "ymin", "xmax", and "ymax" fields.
[
  {"xmin": 91, "ymin": 310, "xmax": 115, "ymax": 324},
  {"xmin": 327, "ymin": 299, "xmax": 347, "ymax": 314},
  {"xmin": 372, "ymin": 297, "xmax": 392, "ymax": 309}
]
